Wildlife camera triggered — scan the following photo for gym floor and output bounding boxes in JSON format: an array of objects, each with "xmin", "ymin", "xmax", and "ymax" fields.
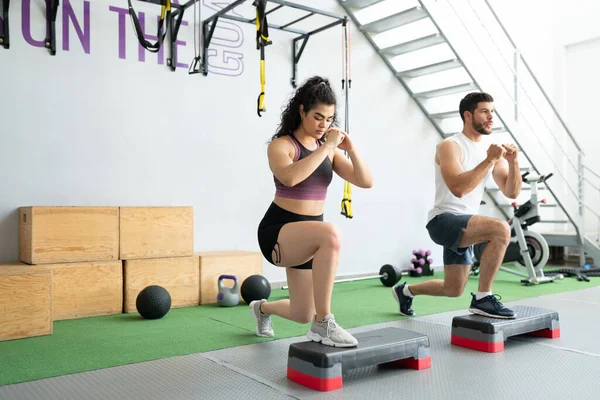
[{"xmin": 1, "ymin": 285, "xmax": 598, "ymax": 400}]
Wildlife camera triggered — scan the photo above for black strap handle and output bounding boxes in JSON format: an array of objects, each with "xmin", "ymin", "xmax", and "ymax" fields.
[{"xmin": 127, "ymin": 0, "xmax": 169, "ymax": 53}]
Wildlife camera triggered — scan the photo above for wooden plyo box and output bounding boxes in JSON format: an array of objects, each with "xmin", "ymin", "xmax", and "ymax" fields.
[
  {"xmin": 0, "ymin": 264, "xmax": 53, "ymax": 341},
  {"xmin": 0, "ymin": 261, "xmax": 122, "ymax": 321},
  {"xmin": 42, "ymin": 261, "xmax": 123, "ymax": 321},
  {"xmin": 123, "ymin": 256, "xmax": 200, "ymax": 313},
  {"xmin": 19, "ymin": 206, "xmax": 120, "ymax": 265},
  {"xmin": 197, "ymin": 251, "xmax": 263, "ymax": 305},
  {"xmin": 119, "ymin": 207, "xmax": 194, "ymax": 260}
]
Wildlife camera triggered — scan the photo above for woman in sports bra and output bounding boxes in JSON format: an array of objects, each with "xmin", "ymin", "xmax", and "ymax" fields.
[{"xmin": 249, "ymin": 76, "xmax": 373, "ymax": 347}]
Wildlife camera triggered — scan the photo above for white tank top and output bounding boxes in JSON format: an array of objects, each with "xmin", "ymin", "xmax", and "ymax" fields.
[{"xmin": 427, "ymin": 132, "xmax": 491, "ymax": 222}]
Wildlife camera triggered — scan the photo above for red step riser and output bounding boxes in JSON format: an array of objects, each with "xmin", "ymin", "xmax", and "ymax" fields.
[
  {"xmin": 394, "ymin": 356, "xmax": 432, "ymax": 370},
  {"xmin": 528, "ymin": 328, "xmax": 560, "ymax": 339},
  {"xmin": 451, "ymin": 335, "xmax": 504, "ymax": 353},
  {"xmin": 287, "ymin": 367, "xmax": 342, "ymax": 392}
]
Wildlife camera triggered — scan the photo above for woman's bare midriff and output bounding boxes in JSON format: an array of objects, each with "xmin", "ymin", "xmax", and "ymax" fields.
[{"xmin": 273, "ymin": 196, "xmax": 325, "ymax": 217}]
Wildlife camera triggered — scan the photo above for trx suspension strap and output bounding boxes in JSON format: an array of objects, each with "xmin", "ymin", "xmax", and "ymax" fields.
[
  {"xmin": 341, "ymin": 19, "xmax": 353, "ymax": 219},
  {"xmin": 189, "ymin": 0, "xmax": 202, "ymax": 74},
  {"xmin": 128, "ymin": 0, "xmax": 171, "ymax": 53},
  {"xmin": 254, "ymin": 0, "xmax": 272, "ymax": 117}
]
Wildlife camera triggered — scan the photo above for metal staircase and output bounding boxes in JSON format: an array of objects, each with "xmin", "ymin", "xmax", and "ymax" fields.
[{"xmin": 339, "ymin": 0, "xmax": 600, "ymax": 265}]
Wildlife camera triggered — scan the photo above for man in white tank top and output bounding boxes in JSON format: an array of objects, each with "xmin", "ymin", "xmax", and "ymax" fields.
[{"xmin": 392, "ymin": 92, "xmax": 522, "ymax": 319}]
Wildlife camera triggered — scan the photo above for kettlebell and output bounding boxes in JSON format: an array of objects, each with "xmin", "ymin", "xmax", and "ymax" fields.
[{"xmin": 217, "ymin": 274, "xmax": 240, "ymax": 307}]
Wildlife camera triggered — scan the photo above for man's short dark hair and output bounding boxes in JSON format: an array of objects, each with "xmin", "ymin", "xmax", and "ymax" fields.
[{"xmin": 459, "ymin": 92, "xmax": 494, "ymax": 122}]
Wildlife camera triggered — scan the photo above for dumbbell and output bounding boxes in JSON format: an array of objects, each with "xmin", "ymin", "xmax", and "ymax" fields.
[
  {"xmin": 308, "ymin": 264, "xmax": 404, "ymax": 289},
  {"xmin": 378, "ymin": 264, "xmax": 403, "ymax": 287},
  {"xmin": 379, "ymin": 264, "xmax": 423, "ymax": 285},
  {"xmin": 412, "ymin": 249, "xmax": 431, "ymax": 258},
  {"xmin": 411, "ymin": 258, "xmax": 426, "ymax": 266}
]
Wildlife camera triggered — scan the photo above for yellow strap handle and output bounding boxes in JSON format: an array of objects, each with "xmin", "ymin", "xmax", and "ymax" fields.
[
  {"xmin": 341, "ymin": 180, "xmax": 353, "ymax": 218},
  {"xmin": 257, "ymin": 60, "xmax": 266, "ymax": 115},
  {"xmin": 255, "ymin": 5, "xmax": 269, "ymax": 117},
  {"xmin": 256, "ymin": 6, "xmax": 271, "ymax": 42},
  {"xmin": 161, "ymin": 0, "xmax": 171, "ymax": 19}
]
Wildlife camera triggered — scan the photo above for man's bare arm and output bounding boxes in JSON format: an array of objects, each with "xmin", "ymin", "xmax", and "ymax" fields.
[{"xmin": 438, "ymin": 140, "xmax": 504, "ymax": 198}]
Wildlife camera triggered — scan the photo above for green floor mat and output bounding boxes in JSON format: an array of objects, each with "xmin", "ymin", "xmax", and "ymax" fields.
[{"xmin": 1, "ymin": 267, "xmax": 598, "ymax": 386}]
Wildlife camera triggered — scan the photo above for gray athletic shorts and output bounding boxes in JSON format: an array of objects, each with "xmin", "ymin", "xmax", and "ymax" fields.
[{"xmin": 426, "ymin": 213, "xmax": 474, "ymax": 265}]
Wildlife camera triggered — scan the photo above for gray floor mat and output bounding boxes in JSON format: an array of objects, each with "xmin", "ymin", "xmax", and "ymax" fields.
[
  {"xmin": 413, "ymin": 289, "xmax": 600, "ymax": 356},
  {"xmin": 1, "ymin": 288, "xmax": 599, "ymax": 400},
  {"xmin": 0, "ymin": 353, "xmax": 292, "ymax": 400},
  {"xmin": 206, "ymin": 319, "xmax": 599, "ymax": 400},
  {"xmin": 548, "ymin": 285, "xmax": 600, "ymax": 303}
]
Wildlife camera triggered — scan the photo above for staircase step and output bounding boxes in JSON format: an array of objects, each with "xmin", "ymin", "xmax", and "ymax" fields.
[
  {"xmin": 340, "ymin": 0, "xmax": 581, "ymax": 236},
  {"xmin": 543, "ymin": 233, "xmax": 579, "ymax": 247},
  {"xmin": 414, "ymin": 82, "xmax": 477, "ymax": 99},
  {"xmin": 442, "ymin": 126, "xmax": 506, "ymax": 138},
  {"xmin": 486, "ymin": 187, "xmax": 546, "ymax": 192},
  {"xmin": 583, "ymin": 236, "xmax": 600, "ymax": 265},
  {"xmin": 397, "ymin": 59, "xmax": 462, "ymax": 78},
  {"xmin": 498, "ymin": 204, "xmax": 558, "ymax": 208},
  {"xmin": 343, "ymin": 0, "xmax": 386, "ymax": 9},
  {"xmin": 381, "ymin": 33, "xmax": 445, "ymax": 56},
  {"xmin": 362, "ymin": 6, "xmax": 428, "ymax": 34},
  {"xmin": 430, "ymin": 110, "xmax": 459, "ymax": 119}
]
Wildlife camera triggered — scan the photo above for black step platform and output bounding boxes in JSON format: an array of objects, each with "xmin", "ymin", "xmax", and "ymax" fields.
[
  {"xmin": 451, "ymin": 305, "xmax": 560, "ymax": 353},
  {"xmin": 287, "ymin": 327, "xmax": 431, "ymax": 391}
]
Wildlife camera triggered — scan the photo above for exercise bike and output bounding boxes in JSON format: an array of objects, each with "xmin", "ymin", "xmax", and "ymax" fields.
[{"xmin": 471, "ymin": 172, "xmax": 564, "ymax": 285}]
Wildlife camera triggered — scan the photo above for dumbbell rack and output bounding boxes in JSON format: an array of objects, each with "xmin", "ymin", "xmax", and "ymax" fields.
[{"xmin": 410, "ymin": 249, "xmax": 434, "ymax": 277}]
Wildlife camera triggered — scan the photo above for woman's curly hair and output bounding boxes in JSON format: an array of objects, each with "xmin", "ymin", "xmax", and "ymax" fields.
[{"xmin": 271, "ymin": 76, "xmax": 338, "ymax": 141}]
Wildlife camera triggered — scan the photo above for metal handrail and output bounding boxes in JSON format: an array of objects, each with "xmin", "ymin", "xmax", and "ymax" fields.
[
  {"xmin": 483, "ymin": 0, "xmax": 583, "ymax": 154},
  {"xmin": 584, "ymin": 165, "xmax": 600, "ymax": 180},
  {"xmin": 585, "ymin": 204, "xmax": 600, "ymax": 218},
  {"xmin": 461, "ymin": 1, "xmax": 581, "ymax": 175},
  {"xmin": 416, "ymin": 0, "xmax": 585, "ymax": 240},
  {"xmin": 444, "ymin": 0, "xmax": 581, "ymax": 201},
  {"xmin": 584, "ymin": 178, "xmax": 600, "ymax": 193},
  {"xmin": 465, "ymin": 0, "xmax": 600, "ymax": 240},
  {"xmin": 423, "ymin": 0, "xmax": 597, "ymax": 251},
  {"xmin": 420, "ymin": 0, "xmax": 587, "ymax": 246},
  {"xmin": 414, "ymin": 1, "xmax": 536, "ymax": 173}
]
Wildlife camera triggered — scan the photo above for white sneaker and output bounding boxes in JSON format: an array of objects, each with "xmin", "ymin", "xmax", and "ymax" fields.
[
  {"xmin": 306, "ymin": 314, "xmax": 358, "ymax": 348},
  {"xmin": 249, "ymin": 299, "xmax": 274, "ymax": 337}
]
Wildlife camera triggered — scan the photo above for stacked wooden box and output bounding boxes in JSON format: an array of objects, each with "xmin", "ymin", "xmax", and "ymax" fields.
[
  {"xmin": 119, "ymin": 206, "xmax": 199, "ymax": 313},
  {"xmin": 0, "ymin": 206, "xmax": 262, "ymax": 342}
]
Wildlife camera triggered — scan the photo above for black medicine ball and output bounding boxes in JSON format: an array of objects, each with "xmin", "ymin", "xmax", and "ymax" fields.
[
  {"xmin": 240, "ymin": 275, "xmax": 271, "ymax": 304},
  {"xmin": 136, "ymin": 285, "xmax": 172, "ymax": 319}
]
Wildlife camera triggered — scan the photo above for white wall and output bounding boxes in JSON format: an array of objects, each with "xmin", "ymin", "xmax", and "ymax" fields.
[
  {"xmin": 483, "ymin": 1, "xmax": 600, "ymax": 144},
  {"xmin": 485, "ymin": 0, "xmax": 559, "ymax": 104},
  {"xmin": 486, "ymin": 0, "xmax": 600, "ymax": 112},
  {"xmin": 474, "ymin": 0, "xmax": 600, "ymax": 233},
  {"xmin": 565, "ymin": 37, "xmax": 600, "ymax": 237},
  {"xmin": 0, "ymin": 0, "xmax": 443, "ymax": 283}
]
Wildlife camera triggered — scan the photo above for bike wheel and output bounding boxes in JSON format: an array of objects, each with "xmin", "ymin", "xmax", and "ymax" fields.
[{"xmin": 517, "ymin": 231, "xmax": 549, "ymax": 268}]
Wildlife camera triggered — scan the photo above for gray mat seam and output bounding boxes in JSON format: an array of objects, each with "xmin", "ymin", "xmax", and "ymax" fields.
[
  {"xmin": 412, "ymin": 317, "xmax": 453, "ymax": 328},
  {"xmin": 208, "ymin": 317, "xmax": 255, "ymax": 333},
  {"xmin": 202, "ymin": 355, "xmax": 300, "ymax": 399},
  {"xmin": 401, "ymin": 317, "xmax": 600, "ymax": 358},
  {"xmin": 508, "ymin": 337, "xmax": 600, "ymax": 358},
  {"xmin": 545, "ymin": 297, "xmax": 600, "ymax": 306}
]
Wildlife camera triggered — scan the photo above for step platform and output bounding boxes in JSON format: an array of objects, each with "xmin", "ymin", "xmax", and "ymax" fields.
[
  {"xmin": 287, "ymin": 327, "xmax": 430, "ymax": 392},
  {"xmin": 451, "ymin": 305, "xmax": 560, "ymax": 353}
]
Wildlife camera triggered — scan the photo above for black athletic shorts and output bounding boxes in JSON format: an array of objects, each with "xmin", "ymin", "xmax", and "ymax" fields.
[{"xmin": 257, "ymin": 202, "xmax": 323, "ymax": 269}]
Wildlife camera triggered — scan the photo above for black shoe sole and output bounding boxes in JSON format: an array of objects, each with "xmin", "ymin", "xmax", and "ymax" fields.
[
  {"xmin": 468, "ymin": 307, "xmax": 516, "ymax": 319},
  {"xmin": 392, "ymin": 287, "xmax": 415, "ymax": 317}
]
